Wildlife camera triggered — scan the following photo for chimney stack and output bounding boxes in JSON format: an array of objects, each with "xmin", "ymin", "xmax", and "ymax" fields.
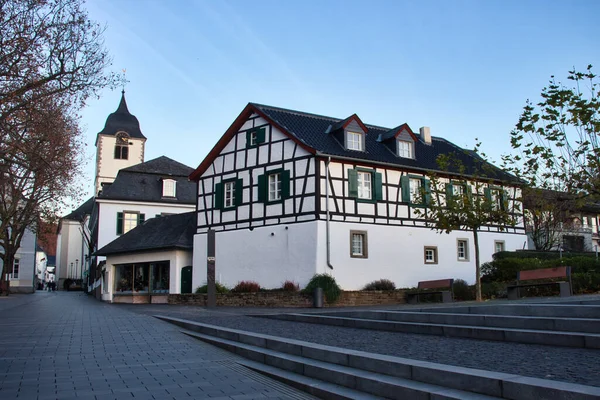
[{"xmin": 420, "ymin": 126, "xmax": 431, "ymax": 145}]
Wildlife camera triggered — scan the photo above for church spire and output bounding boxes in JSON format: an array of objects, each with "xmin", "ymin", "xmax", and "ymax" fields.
[{"xmin": 116, "ymin": 90, "xmax": 130, "ymax": 114}]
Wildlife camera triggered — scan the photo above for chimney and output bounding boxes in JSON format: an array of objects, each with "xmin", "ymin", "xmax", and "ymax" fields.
[{"xmin": 419, "ymin": 126, "xmax": 432, "ymax": 145}]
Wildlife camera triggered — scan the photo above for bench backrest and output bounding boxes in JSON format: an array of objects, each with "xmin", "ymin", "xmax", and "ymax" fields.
[
  {"xmin": 418, "ymin": 278, "xmax": 454, "ymax": 290},
  {"xmin": 517, "ymin": 266, "xmax": 571, "ymax": 282}
]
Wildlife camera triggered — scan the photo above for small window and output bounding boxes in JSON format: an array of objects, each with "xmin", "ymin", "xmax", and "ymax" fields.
[
  {"xmin": 350, "ymin": 230, "xmax": 368, "ymax": 258},
  {"xmin": 457, "ymin": 239, "xmax": 469, "ymax": 261},
  {"xmin": 494, "ymin": 241, "xmax": 505, "ymax": 254},
  {"xmin": 409, "ymin": 178, "xmax": 422, "ymax": 203},
  {"xmin": 246, "ymin": 127, "xmax": 266, "ymax": 148},
  {"xmin": 224, "ymin": 181, "xmax": 236, "ymax": 208},
  {"xmin": 347, "ymin": 131, "xmax": 363, "ymax": 151},
  {"xmin": 398, "ymin": 140, "xmax": 413, "ymax": 158},
  {"xmin": 401, "ymin": 176, "xmax": 430, "ymax": 206},
  {"xmin": 114, "ymin": 132, "xmax": 130, "ymax": 160},
  {"xmin": 10, "ymin": 258, "xmax": 20, "ymax": 279},
  {"xmin": 249, "ymin": 131, "xmax": 257, "ymax": 146},
  {"xmin": 453, "ymin": 184, "xmax": 465, "ymax": 196},
  {"xmin": 268, "ymin": 173, "xmax": 281, "ymax": 201},
  {"xmin": 117, "ymin": 212, "xmax": 145, "ymax": 235},
  {"xmin": 162, "ymin": 179, "xmax": 176, "ymax": 197},
  {"xmin": 424, "ymin": 247, "xmax": 438, "ymax": 264},
  {"xmin": 357, "ymin": 171, "xmax": 372, "ymax": 200},
  {"xmin": 486, "ymin": 187, "xmax": 506, "ymax": 211}
]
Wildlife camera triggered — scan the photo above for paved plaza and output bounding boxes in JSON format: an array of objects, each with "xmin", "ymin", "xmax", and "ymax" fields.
[{"xmin": 0, "ymin": 292, "xmax": 315, "ymax": 400}]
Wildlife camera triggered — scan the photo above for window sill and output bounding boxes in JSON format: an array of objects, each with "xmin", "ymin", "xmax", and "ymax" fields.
[
  {"xmin": 356, "ymin": 197, "xmax": 377, "ymax": 204},
  {"xmin": 350, "ymin": 255, "xmax": 368, "ymax": 259}
]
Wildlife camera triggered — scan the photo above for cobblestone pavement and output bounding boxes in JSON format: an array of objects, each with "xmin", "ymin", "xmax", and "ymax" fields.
[
  {"xmin": 0, "ymin": 292, "xmax": 317, "ymax": 400},
  {"xmin": 125, "ymin": 303, "xmax": 600, "ymax": 388}
]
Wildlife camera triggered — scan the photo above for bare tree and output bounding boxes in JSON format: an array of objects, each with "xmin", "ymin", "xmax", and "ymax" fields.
[{"xmin": 0, "ymin": 0, "xmax": 119, "ymax": 294}]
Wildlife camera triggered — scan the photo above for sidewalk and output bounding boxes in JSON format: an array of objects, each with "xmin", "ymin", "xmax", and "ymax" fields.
[{"xmin": 0, "ymin": 291, "xmax": 315, "ymax": 400}]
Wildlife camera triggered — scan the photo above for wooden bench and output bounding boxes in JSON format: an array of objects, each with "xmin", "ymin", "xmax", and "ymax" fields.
[
  {"xmin": 406, "ymin": 279, "xmax": 454, "ymax": 304},
  {"xmin": 506, "ymin": 266, "xmax": 572, "ymax": 300}
]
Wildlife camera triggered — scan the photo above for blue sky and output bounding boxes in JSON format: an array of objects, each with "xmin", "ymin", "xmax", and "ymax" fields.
[{"xmin": 80, "ymin": 0, "xmax": 600, "ymax": 198}]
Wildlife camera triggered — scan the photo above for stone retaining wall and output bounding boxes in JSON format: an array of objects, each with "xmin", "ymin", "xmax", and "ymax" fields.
[{"xmin": 168, "ymin": 290, "xmax": 405, "ymax": 307}]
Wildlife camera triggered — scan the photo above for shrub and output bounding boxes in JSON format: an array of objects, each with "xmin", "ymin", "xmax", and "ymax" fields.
[
  {"xmin": 281, "ymin": 280, "xmax": 300, "ymax": 292},
  {"xmin": 363, "ymin": 279, "xmax": 396, "ymax": 291},
  {"xmin": 572, "ymin": 272, "xmax": 600, "ymax": 294},
  {"xmin": 231, "ymin": 280, "xmax": 261, "ymax": 293},
  {"xmin": 194, "ymin": 282, "xmax": 230, "ymax": 294},
  {"xmin": 304, "ymin": 273, "xmax": 341, "ymax": 303},
  {"xmin": 452, "ymin": 279, "xmax": 476, "ymax": 301},
  {"xmin": 481, "ymin": 281, "xmax": 507, "ymax": 300}
]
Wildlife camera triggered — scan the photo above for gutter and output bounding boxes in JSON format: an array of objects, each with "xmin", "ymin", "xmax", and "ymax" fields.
[{"xmin": 325, "ymin": 157, "xmax": 333, "ymax": 270}]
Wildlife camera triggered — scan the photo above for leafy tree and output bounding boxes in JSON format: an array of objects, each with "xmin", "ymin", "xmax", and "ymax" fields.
[
  {"xmin": 0, "ymin": 0, "xmax": 119, "ymax": 294},
  {"xmin": 504, "ymin": 65, "xmax": 599, "ymax": 199},
  {"xmin": 414, "ymin": 145, "xmax": 520, "ymax": 301}
]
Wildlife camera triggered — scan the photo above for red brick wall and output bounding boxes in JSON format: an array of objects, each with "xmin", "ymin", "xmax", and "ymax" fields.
[{"xmin": 168, "ymin": 290, "xmax": 405, "ymax": 307}]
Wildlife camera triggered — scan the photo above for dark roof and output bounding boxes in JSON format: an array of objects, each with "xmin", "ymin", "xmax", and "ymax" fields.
[
  {"xmin": 62, "ymin": 197, "xmax": 95, "ymax": 221},
  {"xmin": 98, "ymin": 156, "xmax": 196, "ymax": 204},
  {"xmin": 94, "ymin": 212, "xmax": 195, "ymax": 256},
  {"xmin": 250, "ymin": 103, "xmax": 515, "ymax": 182},
  {"xmin": 96, "ymin": 91, "xmax": 146, "ymax": 141}
]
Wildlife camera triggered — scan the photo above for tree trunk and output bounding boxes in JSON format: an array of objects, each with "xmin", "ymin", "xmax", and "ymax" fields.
[
  {"xmin": 0, "ymin": 252, "xmax": 13, "ymax": 297},
  {"xmin": 473, "ymin": 228, "xmax": 482, "ymax": 302}
]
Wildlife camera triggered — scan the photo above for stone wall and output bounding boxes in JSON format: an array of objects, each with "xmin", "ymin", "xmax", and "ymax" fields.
[{"xmin": 168, "ymin": 290, "xmax": 405, "ymax": 307}]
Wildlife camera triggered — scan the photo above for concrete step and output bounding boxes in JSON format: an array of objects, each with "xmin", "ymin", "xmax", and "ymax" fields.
[
  {"xmin": 183, "ymin": 329, "xmax": 501, "ymax": 399},
  {"xmin": 409, "ymin": 304, "xmax": 600, "ymax": 319},
  {"xmin": 259, "ymin": 313, "xmax": 600, "ymax": 349},
  {"xmin": 315, "ymin": 310, "xmax": 600, "ymax": 334},
  {"xmin": 155, "ymin": 315, "xmax": 600, "ymax": 400}
]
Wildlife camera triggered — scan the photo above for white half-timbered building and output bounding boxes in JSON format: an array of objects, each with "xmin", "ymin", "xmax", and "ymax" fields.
[{"xmin": 190, "ymin": 103, "xmax": 527, "ymax": 290}]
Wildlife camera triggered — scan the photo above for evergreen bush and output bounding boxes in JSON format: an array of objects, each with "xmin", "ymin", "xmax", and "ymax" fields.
[
  {"xmin": 303, "ymin": 274, "xmax": 341, "ymax": 303},
  {"xmin": 362, "ymin": 279, "xmax": 396, "ymax": 291},
  {"xmin": 194, "ymin": 282, "xmax": 230, "ymax": 294},
  {"xmin": 452, "ymin": 279, "xmax": 475, "ymax": 301}
]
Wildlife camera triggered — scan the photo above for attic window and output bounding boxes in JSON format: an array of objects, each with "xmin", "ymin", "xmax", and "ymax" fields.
[
  {"xmin": 398, "ymin": 140, "xmax": 413, "ymax": 158},
  {"xmin": 346, "ymin": 131, "xmax": 363, "ymax": 151},
  {"xmin": 162, "ymin": 179, "xmax": 176, "ymax": 197}
]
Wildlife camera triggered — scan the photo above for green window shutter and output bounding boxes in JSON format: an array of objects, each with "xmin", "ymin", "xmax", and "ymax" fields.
[
  {"xmin": 348, "ymin": 169, "xmax": 358, "ymax": 198},
  {"xmin": 424, "ymin": 179, "xmax": 431, "ymax": 205},
  {"xmin": 465, "ymin": 185, "xmax": 473, "ymax": 204},
  {"xmin": 281, "ymin": 170, "xmax": 291, "ymax": 199},
  {"xmin": 246, "ymin": 130, "xmax": 253, "ymax": 147},
  {"xmin": 501, "ymin": 190, "xmax": 508, "ymax": 211},
  {"xmin": 374, "ymin": 172, "xmax": 383, "ymax": 201},
  {"xmin": 401, "ymin": 176, "xmax": 410, "ymax": 202},
  {"xmin": 257, "ymin": 174, "xmax": 267, "ymax": 202},
  {"xmin": 116, "ymin": 212, "xmax": 123, "ymax": 235},
  {"xmin": 445, "ymin": 183, "xmax": 453, "ymax": 201},
  {"xmin": 484, "ymin": 188, "xmax": 492, "ymax": 202},
  {"xmin": 256, "ymin": 127, "xmax": 266, "ymax": 144},
  {"xmin": 235, "ymin": 179, "xmax": 243, "ymax": 206},
  {"xmin": 214, "ymin": 182, "xmax": 224, "ymax": 210},
  {"xmin": 138, "ymin": 214, "xmax": 145, "ymax": 225}
]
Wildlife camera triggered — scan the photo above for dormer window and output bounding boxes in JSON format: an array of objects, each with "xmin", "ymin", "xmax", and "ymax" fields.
[
  {"xmin": 347, "ymin": 131, "xmax": 363, "ymax": 151},
  {"xmin": 114, "ymin": 132, "xmax": 129, "ymax": 160},
  {"xmin": 162, "ymin": 179, "xmax": 176, "ymax": 197},
  {"xmin": 398, "ymin": 140, "xmax": 413, "ymax": 158}
]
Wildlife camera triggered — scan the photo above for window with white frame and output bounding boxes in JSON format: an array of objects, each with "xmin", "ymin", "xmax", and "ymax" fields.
[
  {"xmin": 490, "ymin": 189, "xmax": 503, "ymax": 210},
  {"xmin": 350, "ymin": 230, "xmax": 368, "ymax": 258},
  {"xmin": 453, "ymin": 184, "xmax": 465, "ymax": 196},
  {"xmin": 398, "ymin": 140, "xmax": 413, "ymax": 158},
  {"xmin": 249, "ymin": 131, "xmax": 257, "ymax": 146},
  {"xmin": 357, "ymin": 171, "xmax": 372, "ymax": 200},
  {"xmin": 224, "ymin": 181, "xmax": 236, "ymax": 208},
  {"xmin": 123, "ymin": 212, "xmax": 139, "ymax": 234},
  {"xmin": 457, "ymin": 239, "xmax": 469, "ymax": 261},
  {"xmin": 347, "ymin": 131, "xmax": 363, "ymax": 151},
  {"xmin": 162, "ymin": 179, "xmax": 176, "ymax": 197},
  {"xmin": 409, "ymin": 178, "xmax": 422, "ymax": 203},
  {"xmin": 494, "ymin": 241, "xmax": 505, "ymax": 254},
  {"xmin": 10, "ymin": 258, "xmax": 19, "ymax": 279},
  {"xmin": 268, "ymin": 172, "xmax": 281, "ymax": 202},
  {"xmin": 424, "ymin": 247, "xmax": 438, "ymax": 264}
]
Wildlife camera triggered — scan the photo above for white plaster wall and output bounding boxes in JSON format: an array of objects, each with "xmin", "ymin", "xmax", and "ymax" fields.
[
  {"xmin": 192, "ymin": 222, "xmax": 319, "ymax": 290},
  {"xmin": 95, "ymin": 135, "xmax": 145, "ymax": 195},
  {"xmin": 322, "ymin": 221, "xmax": 527, "ymax": 290},
  {"xmin": 102, "ymin": 249, "xmax": 191, "ymax": 302},
  {"xmin": 97, "ymin": 201, "xmax": 194, "ymax": 250},
  {"xmin": 6, "ymin": 228, "xmax": 36, "ymax": 292}
]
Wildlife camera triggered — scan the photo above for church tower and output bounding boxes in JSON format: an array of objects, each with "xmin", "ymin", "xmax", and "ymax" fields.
[{"xmin": 94, "ymin": 91, "xmax": 146, "ymax": 195}]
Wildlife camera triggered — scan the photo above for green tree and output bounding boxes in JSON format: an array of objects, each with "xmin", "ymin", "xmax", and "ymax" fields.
[
  {"xmin": 414, "ymin": 145, "xmax": 520, "ymax": 301},
  {"xmin": 0, "ymin": 0, "xmax": 120, "ymax": 294},
  {"xmin": 504, "ymin": 65, "xmax": 599, "ymax": 199}
]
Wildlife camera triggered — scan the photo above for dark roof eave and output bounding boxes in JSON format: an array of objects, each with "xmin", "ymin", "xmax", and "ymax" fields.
[
  {"xmin": 94, "ymin": 245, "xmax": 193, "ymax": 258},
  {"xmin": 315, "ymin": 151, "xmax": 523, "ymax": 185},
  {"xmin": 96, "ymin": 196, "xmax": 195, "ymax": 205}
]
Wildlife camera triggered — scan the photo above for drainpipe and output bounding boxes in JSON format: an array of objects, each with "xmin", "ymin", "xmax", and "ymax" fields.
[{"xmin": 325, "ymin": 157, "xmax": 333, "ymax": 270}]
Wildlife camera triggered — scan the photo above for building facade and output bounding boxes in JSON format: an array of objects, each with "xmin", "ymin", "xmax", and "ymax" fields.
[{"xmin": 190, "ymin": 103, "xmax": 527, "ymax": 290}]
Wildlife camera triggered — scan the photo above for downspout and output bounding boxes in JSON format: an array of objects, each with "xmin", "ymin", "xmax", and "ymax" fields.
[{"xmin": 325, "ymin": 157, "xmax": 333, "ymax": 270}]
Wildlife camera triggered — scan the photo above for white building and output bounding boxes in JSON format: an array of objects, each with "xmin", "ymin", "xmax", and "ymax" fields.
[
  {"xmin": 190, "ymin": 103, "xmax": 527, "ymax": 291},
  {"xmin": 0, "ymin": 227, "xmax": 36, "ymax": 293}
]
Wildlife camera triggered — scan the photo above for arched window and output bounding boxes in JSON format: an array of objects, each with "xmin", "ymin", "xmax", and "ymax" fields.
[{"xmin": 114, "ymin": 132, "xmax": 130, "ymax": 160}]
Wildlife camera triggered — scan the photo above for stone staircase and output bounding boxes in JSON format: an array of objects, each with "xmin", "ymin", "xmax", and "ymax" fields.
[
  {"xmin": 156, "ymin": 315, "xmax": 600, "ymax": 400},
  {"xmin": 255, "ymin": 304, "xmax": 600, "ymax": 349}
]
